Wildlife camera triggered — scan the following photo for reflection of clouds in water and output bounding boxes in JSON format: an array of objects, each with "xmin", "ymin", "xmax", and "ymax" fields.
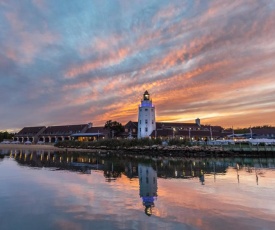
[
  {"xmin": 156, "ymin": 166, "xmax": 275, "ymax": 227},
  {"xmin": 1, "ymin": 153, "xmax": 275, "ymax": 229},
  {"xmin": 54, "ymin": 219, "xmax": 82, "ymax": 230}
]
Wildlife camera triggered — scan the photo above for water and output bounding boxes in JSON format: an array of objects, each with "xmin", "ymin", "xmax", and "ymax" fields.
[{"xmin": 1, "ymin": 148, "xmax": 275, "ymax": 230}]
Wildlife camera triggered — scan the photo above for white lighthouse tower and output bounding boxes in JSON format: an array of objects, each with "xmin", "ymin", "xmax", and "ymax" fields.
[{"xmin": 138, "ymin": 91, "xmax": 156, "ymax": 139}]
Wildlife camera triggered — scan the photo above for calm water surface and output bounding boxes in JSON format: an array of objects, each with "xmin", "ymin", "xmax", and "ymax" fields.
[{"xmin": 1, "ymin": 148, "xmax": 275, "ymax": 230}]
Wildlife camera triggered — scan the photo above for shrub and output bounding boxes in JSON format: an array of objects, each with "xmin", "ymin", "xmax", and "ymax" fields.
[{"xmin": 55, "ymin": 138, "xmax": 163, "ymax": 149}]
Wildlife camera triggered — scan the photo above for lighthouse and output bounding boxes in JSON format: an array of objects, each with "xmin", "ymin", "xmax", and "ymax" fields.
[{"xmin": 138, "ymin": 91, "xmax": 156, "ymax": 139}]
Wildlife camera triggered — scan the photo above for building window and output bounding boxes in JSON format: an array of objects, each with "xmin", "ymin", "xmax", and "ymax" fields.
[
  {"xmin": 140, "ymin": 128, "xmax": 141, "ymax": 132},
  {"xmin": 140, "ymin": 120, "xmax": 141, "ymax": 124},
  {"xmin": 151, "ymin": 109, "xmax": 153, "ymax": 112},
  {"xmin": 133, "ymin": 129, "xmax": 136, "ymax": 133},
  {"xmin": 152, "ymin": 120, "xmax": 154, "ymax": 124},
  {"xmin": 145, "ymin": 127, "xmax": 148, "ymax": 132},
  {"xmin": 125, "ymin": 128, "xmax": 128, "ymax": 132},
  {"xmin": 145, "ymin": 109, "xmax": 148, "ymax": 111},
  {"xmin": 145, "ymin": 119, "xmax": 148, "ymax": 124}
]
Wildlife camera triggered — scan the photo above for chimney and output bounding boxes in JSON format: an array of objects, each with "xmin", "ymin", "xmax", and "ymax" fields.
[
  {"xmin": 88, "ymin": 122, "xmax": 93, "ymax": 128},
  {"xmin": 195, "ymin": 118, "xmax": 200, "ymax": 126}
]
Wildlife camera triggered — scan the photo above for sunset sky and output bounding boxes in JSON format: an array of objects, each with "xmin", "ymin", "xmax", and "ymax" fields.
[{"xmin": 1, "ymin": 0, "xmax": 275, "ymax": 131}]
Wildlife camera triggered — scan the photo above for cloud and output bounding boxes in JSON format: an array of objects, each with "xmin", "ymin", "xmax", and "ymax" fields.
[{"xmin": 1, "ymin": 0, "xmax": 275, "ymax": 131}]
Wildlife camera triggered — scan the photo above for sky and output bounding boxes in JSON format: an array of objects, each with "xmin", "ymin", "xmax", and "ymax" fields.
[{"xmin": 1, "ymin": 0, "xmax": 275, "ymax": 132}]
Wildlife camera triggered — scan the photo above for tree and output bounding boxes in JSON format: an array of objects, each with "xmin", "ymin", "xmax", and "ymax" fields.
[
  {"xmin": 0, "ymin": 131, "xmax": 14, "ymax": 142},
  {"xmin": 104, "ymin": 120, "xmax": 124, "ymax": 138}
]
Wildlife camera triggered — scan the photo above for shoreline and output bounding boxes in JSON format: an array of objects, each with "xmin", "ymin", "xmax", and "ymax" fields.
[
  {"xmin": 0, "ymin": 144, "xmax": 60, "ymax": 151},
  {"xmin": 0, "ymin": 144, "xmax": 96, "ymax": 152},
  {"xmin": 1, "ymin": 143, "xmax": 275, "ymax": 158}
]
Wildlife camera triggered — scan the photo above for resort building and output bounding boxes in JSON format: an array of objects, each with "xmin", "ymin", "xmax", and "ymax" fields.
[
  {"xmin": 247, "ymin": 127, "xmax": 275, "ymax": 139},
  {"xmin": 13, "ymin": 123, "xmax": 109, "ymax": 143},
  {"xmin": 38, "ymin": 124, "xmax": 88, "ymax": 143},
  {"xmin": 71, "ymin": 126, "xmax": 109, "ymax": 141},
  {"xmin": 14, "ymin": 126, "xmax": 46, "ymax": 143},
  {"xmin": 123, "ymin": 121, "xmax": 138, "ymax": 138},
  {"xmin": 152, "ymin": 120, "xmax": 226, "ymax": 140}
]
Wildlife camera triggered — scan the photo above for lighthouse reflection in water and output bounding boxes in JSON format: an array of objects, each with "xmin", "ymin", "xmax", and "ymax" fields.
[{"xmin": 138, "ymin": 164, "xmax": 158, "ymax": 216}]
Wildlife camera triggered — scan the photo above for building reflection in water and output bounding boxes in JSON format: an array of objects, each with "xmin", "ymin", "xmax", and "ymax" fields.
[
  {"xmin": 138, "ymin": 164, "xmax": 157, "ymax": 216},
  {"xmin": 199, "ymin": 170, "xmax": 205, "ymax": 185},
  {"xmin": 104, "ymin": 162, "xmax": 122, "ymax": 182},
  {"xmin": 3, "ymin": 148, "xmax": 274, "ymax": 192}
]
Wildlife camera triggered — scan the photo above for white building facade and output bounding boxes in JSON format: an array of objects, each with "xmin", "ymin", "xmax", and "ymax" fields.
[{"xmin": 137, "ymin": 91, "xmax": 156, "ymax": 139}]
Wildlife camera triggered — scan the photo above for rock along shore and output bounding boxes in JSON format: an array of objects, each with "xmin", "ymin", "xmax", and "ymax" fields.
[{"xmin": 1, "ymin": 144, "xmax": 275, "ymax": 158}]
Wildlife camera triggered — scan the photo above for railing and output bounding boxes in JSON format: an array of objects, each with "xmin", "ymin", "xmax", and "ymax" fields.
[{"xmin": 223, "ymin": 144, "xmax": 275, "ymax": 152}]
